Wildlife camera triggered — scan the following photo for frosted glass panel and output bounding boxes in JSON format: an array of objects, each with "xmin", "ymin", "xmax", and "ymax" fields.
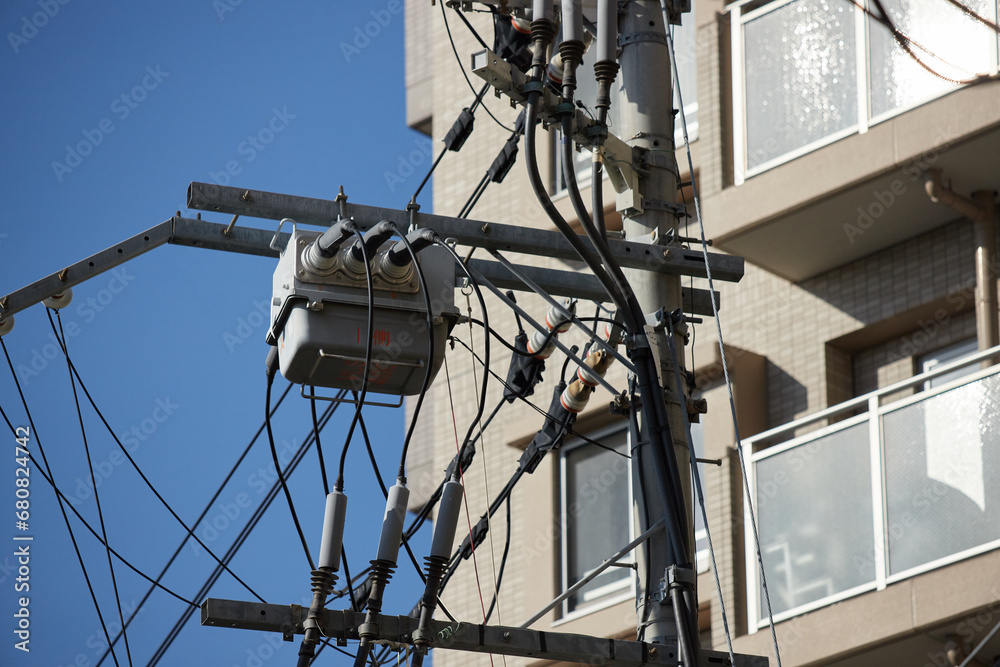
[
  {"xmin": 869, "ymin": 0, "xmax": 996, "ymax": 117},
  {"xmin": 744, "ymin": 0, "xmax": 857, "ymax": 169},
  {"xmin": 756, "ymin": 422, "xmax": 874, "ymax": 616},
  {"xmin": 882, "ymin": 374, "xmax": 1000, "ymax": 574}
]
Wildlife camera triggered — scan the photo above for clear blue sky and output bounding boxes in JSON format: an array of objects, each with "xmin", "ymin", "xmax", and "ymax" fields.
[{"xmin": 0, "ymin": 2, "xmax": 437, "ymax": 665}]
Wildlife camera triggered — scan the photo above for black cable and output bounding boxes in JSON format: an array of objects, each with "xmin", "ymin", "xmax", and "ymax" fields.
[
  {"xmin": 146, "ymin": 394, "xmax": 343, "ymax": 667},
  {"xmin": 440, "ymin": 0, "xmax": 514, "ymax": 133},
  {"xmin": 448, "ymin": 0, "xmax": 490, "ymax": 50},
  {"xmin": 411, "ymin": 144, "xmax": 448, "ymax": 206},
  {"xmin": 434, "ymin": 238, "xmax": 491, "ymax": 476},
  {"xmin": 448, "ymin": 336, "xmax": 630, "ymax": 460},
  {"xmin": 311, "ymin": 386, "xmax": 331, "ymax": 495},
  {"xmin": 95, "ymin": 382, "xmax": 293, "ymax": 667},
  {"xmin": 0, "ymin": 431, "xmax": 199, "ymax": 609},
  {"xmin": 464, "ymin": 315, "xmax": 619, "ymax": 357},
  {"xmin": 483, "ymin": 493, "xmax": 511, "ymax": 623},
  {"xmin": 52, "ymin": 311, "xmax": 133, "ymax": 667},
  {"xmin": 336, "ymin": 228, "xmax": 377, "ymax": 489},
  {"xmin": 388, "ymin": 221, "xmax": 435, "ymax": 480},
  {"xmin": 458, "ymin": 172, "xmax": 491, "ymax": 219},
  {"xmin": 0, "ymin": 337, "xmax": 121, "ymax": 667},
  {"xmin": 41, "ymin": 313, "xmax": 268, "ymax": 606},
  {"xmin": 266, "ymin": 375, "xmax": 316, "ymax": 570}
]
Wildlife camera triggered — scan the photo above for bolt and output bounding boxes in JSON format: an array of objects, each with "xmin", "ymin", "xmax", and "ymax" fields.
[
  {"xmin": 481, "ymin": 223, "xmax": 491, "ymax": 235},
  {"xmin": 297, "ymin": 269, "xmax": 305, "ymax": 277},
  {"xmin": 661, "ymin": 248, "xmax": 672, "ymax": 260},
  {"xmin": 502, "ymin": 631, "xmax": 511, "ymax": 642},
  {"xmin": 299, "ymin": 239, "xmax": 305, "ymax": 246},
  {"xmin": 241, "ymin": 190, "xmax": 253, "ymax": 203},
  {"xmin": 648, "ymin": 646, "xmax": 658, "ymax": 658}
]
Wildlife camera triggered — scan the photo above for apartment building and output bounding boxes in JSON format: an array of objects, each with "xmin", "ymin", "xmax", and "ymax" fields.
[{"xmin": 402, "ymin": 1, "xmax": 1000, "ymax": 665}]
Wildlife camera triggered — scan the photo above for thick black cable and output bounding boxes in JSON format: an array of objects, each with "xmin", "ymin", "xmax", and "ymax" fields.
[
  {"xmin": 440, "ymin": 0, "xmax": 514, "ymax": 133},
  {"xmin": 146, "ymin": 395, "xmax": 342, "ymax": 667},
  {"xmin": 388, "ymin": 221, "xmax": 435, "ymax": 480},
  {"xmin": 411, "ymin": 144, "xmax": 448, "ymax": 206},
  {"xmin": 52, "ymin": 311, "xmax": 133, "ymax": 667},
  {"xmin": 95, "ymin": 382, "xmax": 293, "ymax": 667},
  {"xmin": 0, "ymin": 337, "xmax": 121, "ymax": 667},
  {"xmin": 458, "ymin": 172, "xmax": 491, "ymax": 219},
  {"xmin": 266, "ymin": 375, "xmax": 315, "ymax": 570},
  {"xmin": 41, "ymin": 313, "xmax": 268, "ymax": 606},
  {"xmin": 483, "ymin": 493, "xmax": 511, "ymax": 623},
  {"xmin": 336, "ymin": 228, "xmax": 377, "ymax": 489}
]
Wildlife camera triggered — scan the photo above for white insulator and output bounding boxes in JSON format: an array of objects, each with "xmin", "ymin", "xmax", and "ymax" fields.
[
  {"xmin": 430, "ymin": 481, "xmax": 464, "ymax": 560},
  {"xmin": 375, "ymin": 482, "xmax": 410, "ymax": 565},
  {"xmin": 42, "ymin": 289, "xmax": 73, "ymax": 310},
  {"xmin": 317, "ymin": 490, "xmax": 348, "ymax": 572},
  {"xmin": 595, "ymin": 0, "xmax": 618, "ymax": 63},
  {"xmin": 303, "ymin": 242, "xmax": 338, "ymax": 275},
  {"xmin": 560, "ymin": 382, "xmax": 591, "ymax": 413}
]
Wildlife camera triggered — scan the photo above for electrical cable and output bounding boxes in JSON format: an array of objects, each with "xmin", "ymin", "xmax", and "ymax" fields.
[
  {"xmin": 146, "ymin": 394, "xmax": 343, "ymax": 667},
  {"xmin": 664, "ymin": 11, "xmax": 783, "ymax": 666},
  {"xmin": 464, "ymin": 315, "xmax": 619, "ymax": 357},
  {"xmin": 51, "ymin": 311, "xmax": 133, "ymax": 667},
  {"xmin": 940, "ymin": 0, "xmax": 1000, "ymax": 32},
  {"xmin": 94, "ymin": 381, "xmax": 294, "ymax": 667},
  {"xmin": 387, "ymin": 221, "xmax": 435, "ymax": 480},
  {"xmin": 434, "ymin": 237, "xmax": 492, "ymax": 474},
  {"xmin": 312, "ymin": 386, "xmax": 331, "ymax": 495},
  {"xmin": 0, "ymin": 337, "xmax": 121, "ymax": 667},
  {"xmin": 41, "ymin": 312, "xmax": 268, "ymax": 606},
  {"xmin": 266, "ymin": 373, "xmax": 316, "ymax": 570},
  {"xmin": 483, "ymin": 494, "xmax": 512, "ymax": 623},
  {"xmin": 440, "ymin": 0, "xmax": 514, "ymax": 133},
  {"xmin": 336, "ymin": 228, "xmax": 377, "ymax": 489},
  {"xmin": 448, "ymin": 335, "xmax": 629, "ymax": 459},
  {"xmin": 0, "ymin": 418, "xmax": 199, "ymax": 609},
  {"xmin": 448, "ymin": 0, "xmax": 491, "ymax": 50}
]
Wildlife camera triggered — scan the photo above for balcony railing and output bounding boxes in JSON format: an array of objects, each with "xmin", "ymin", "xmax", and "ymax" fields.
[
  {"xmin": 744, "ymin": 346, "xmax": 1000, "ymax": 629},
  {"xmin": 729, "ymin": 0, "xmax": 1000, "ymax": 183}
]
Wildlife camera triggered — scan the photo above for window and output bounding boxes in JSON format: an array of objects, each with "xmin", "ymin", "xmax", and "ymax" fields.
[
  {"xmin": 560, "ymin": 427, "xmax": 632, "ymax": 615},
  {"xmin": 732, "ymin": 0, "xmax": 1000, "ymax": 180},
  {"xmin": 918, "ymin": 338, "xmax": 979, "ymax": 389}
]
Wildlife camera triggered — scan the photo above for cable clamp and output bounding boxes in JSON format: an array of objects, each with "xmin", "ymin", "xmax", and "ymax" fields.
[
  {"xmin": 618, "ymin": 31, "xmax": 668, "ymax": 47},
  {"xmin": 637, "ymin": 146, "xmax": 680, "ymax": 175},
  {"xmin": 520, "ymin": 80, "xmax": 545, "ymax": 94},
  {"xmin": 552, "ymin": 101, "xmax": 576, "ymax": 118},
  {"xmin": 642, "ymin": 198, "xmax": 689, "ymax": 218},
  {"xmin": 584, "ymin": 123, "xmax": 609, "ymax": 141}
]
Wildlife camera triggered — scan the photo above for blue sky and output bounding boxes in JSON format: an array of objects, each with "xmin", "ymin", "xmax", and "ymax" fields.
[{"xmin": 0, "ymin": 2, "xmax": 437, "ymax": 665}]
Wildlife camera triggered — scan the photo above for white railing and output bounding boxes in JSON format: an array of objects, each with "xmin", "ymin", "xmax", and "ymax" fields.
[
  {"xmin": 730, "ymin": 0, "xmax": 1000, "ymax": 183},
  {"xmin": 744, "ymin": 345, "xmax": 1000, "ymax": 630}
]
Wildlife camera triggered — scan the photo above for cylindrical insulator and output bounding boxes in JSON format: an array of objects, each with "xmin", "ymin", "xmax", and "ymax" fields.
[
  {"xmin": 532, "ymin": 0, "xmax": 554, "ymax": 23},
  {"xmin": 430, "ymin": 481, "xmax": 464, "ymax": 560},
  {"xmin": 560, "ymin": 379, "xmax": 593, "ymax": 413},
  {"xmin": 563, "ymin": 0, "xmax": 583, "ymax": 44},
  {"xmin": 595, "ymin": 0, "xmax": 618, "ymax": 64},
  {"xmin": 375, "ymin": 482, "xmax": 410, "ymax": 565},
  {"xmin": 577, "ymin": 349, "xmax": 612, "ymax": 387},
  {"xmin": 527, "ymin": 300, "xmax": 576, "ymax": 357},
  {"xmin": 317, "ymin": 490, "xmax": 348, "ymax": 572}
]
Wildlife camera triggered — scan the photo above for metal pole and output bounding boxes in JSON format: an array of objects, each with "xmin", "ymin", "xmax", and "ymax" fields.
[{"xmin": 617, "ymin": 0, "xmax": 694, "ymax": 647}]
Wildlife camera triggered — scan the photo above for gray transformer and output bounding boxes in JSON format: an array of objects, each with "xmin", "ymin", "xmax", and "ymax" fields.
[{"xmin": 267, "ymin": 225, "xmax": 459, "ymax": 396}]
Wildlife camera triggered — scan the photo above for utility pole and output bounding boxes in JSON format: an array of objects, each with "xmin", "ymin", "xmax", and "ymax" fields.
[{"xmin": 617, "ymin": 0, "xmax": 696, "ymax": 650}]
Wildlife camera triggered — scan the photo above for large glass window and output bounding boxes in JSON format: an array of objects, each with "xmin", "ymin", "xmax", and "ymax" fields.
[
  {"xmin": 734, "ymin": 0, "xmax": 1000, "ymax": 178},
  {"xmin": 560, "ymin": 428, "xmax": 632, "ymax": 615}
]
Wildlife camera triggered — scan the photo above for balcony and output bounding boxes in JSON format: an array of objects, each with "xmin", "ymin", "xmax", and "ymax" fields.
[
  {"xmin": 744, "ymin": 346, "xmax": 1000, "ymax": 629},
  {"xmin": 706, "ymin": 0, "xmax": 1000, "ymax": 281}
]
